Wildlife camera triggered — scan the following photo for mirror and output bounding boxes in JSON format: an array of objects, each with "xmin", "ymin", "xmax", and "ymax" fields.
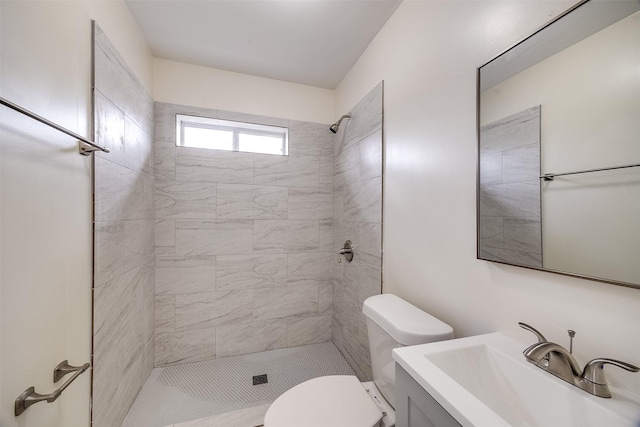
[{"xmin": 477, "ymin": 0, "xmax": 640, "ymax": 289}]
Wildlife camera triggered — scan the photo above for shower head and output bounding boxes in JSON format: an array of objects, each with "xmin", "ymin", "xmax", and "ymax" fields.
[{"xmin": 329, "ymin": 114, "xmax": 351, "ymax": 134}]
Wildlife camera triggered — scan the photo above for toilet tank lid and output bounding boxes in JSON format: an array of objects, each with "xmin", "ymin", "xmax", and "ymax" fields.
[{"xmin": 363, "ymin": 294, "xmax": 454, "ymax": 345}]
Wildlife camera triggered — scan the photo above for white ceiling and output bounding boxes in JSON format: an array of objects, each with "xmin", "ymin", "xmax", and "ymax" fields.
[{"xmin": 124, "ymin": 0, "xmax": 402, "ymax": 89}]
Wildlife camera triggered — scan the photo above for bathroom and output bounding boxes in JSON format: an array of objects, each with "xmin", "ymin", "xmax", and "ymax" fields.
[{"xmin": 1, "ymin": 0, "xmax": 639, "ymax": 426}]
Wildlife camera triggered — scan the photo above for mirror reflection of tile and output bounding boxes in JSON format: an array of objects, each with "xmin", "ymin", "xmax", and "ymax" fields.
[{"xmin": 479, "ymin": 106, "xmax": 542, "ymax": 268}]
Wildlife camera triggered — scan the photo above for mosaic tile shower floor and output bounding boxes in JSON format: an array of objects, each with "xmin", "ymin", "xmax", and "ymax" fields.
[{"xmin": 121, "ymin": 342, "xmax": 355, "ymax": 427}]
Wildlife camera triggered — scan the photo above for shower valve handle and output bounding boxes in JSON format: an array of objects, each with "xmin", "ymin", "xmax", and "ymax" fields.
[{"xmin": 337, "ymin": 240, "xmax": 354, "ymax": 263}]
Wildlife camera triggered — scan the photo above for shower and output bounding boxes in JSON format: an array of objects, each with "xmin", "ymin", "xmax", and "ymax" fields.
[{"xmin": 329, "ymin": 114, "xmax": 351, "ymax": 133}]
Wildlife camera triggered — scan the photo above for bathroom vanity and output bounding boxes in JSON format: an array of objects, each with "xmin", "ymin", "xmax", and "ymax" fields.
[
  {"xmin": 392, "ymin": 333, "xmax": 640, "ymax": 427},
  {"xmin": 395, "ymin": 364, "xmax": 461, "ymax": 427}
]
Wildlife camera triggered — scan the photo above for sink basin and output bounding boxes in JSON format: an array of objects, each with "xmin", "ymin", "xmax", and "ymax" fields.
[{"xmin": 392, "ymin": 333, "xmax": 640, "ymax": 427}]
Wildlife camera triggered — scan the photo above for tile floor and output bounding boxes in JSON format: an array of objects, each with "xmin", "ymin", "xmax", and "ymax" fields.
[{"xmin": 122, "ymin": 342, "xmax": 354, "ymax": 427}]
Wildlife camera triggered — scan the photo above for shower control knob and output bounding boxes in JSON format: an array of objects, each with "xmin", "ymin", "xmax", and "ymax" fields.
[{"xmin": 337, "ymin": 240, "xmax": 354, "ymax": 263}]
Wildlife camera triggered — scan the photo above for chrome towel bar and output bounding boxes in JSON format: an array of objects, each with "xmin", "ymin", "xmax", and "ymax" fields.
[
  {"xmin": 0, "ymin": 96, "xmax": 109, "ymax": 156},
  {"xmin": 540, "ymin": 162, "xmax": 640, "ymax": 181},
  {"xmin": 15, "ymin": 360, "xmax": 90, "ymax": 416}
]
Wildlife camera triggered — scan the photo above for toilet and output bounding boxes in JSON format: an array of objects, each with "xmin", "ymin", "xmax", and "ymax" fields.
[{"xmin": 264, "ymin": 294, "xmax": 454, "ymax": 427}]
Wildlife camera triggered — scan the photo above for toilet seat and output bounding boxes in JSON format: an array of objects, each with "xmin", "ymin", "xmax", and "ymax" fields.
[{"xmin": 264, "ymin": 375, "xmax": 383, "ymax": 427}]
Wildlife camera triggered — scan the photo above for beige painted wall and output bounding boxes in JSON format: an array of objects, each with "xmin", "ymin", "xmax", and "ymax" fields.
[
  {"xmin": 481, "ymin": 12, "xmax": 640, "ymax": 285},
  {"xmin": 0, "ymin": 1, "xmax": 151, "ymax": 425},
  {"xmin": 153, "ymin": 58, "xmax": 335, "ymax": 124},
  {"xmin": 336, "ymin": 0, "xmax": 640, "ymax": 395}
]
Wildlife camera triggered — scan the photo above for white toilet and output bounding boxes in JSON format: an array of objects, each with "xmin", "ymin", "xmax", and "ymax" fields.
[{"xmin": 264, "ymin": 293, "xmax": 454, "ymax": 427}]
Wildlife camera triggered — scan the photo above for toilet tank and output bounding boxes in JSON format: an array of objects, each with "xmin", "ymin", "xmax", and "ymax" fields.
[{"xmin": 362, "ymin": 294, "xmax": 454, "ymax": 409}]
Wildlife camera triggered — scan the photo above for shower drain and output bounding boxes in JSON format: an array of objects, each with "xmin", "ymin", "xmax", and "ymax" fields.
[{"xmin": 252, "ymin": 374, "xmax": 268, "ymax": 385}]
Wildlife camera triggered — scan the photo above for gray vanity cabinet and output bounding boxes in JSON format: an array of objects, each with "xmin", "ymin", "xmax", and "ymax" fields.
[{"xmin": 395, "ymin": 365, "xmax": 462, "ymax": 427}]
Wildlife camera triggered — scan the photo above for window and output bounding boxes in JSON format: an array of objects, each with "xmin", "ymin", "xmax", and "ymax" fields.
[{"xmin": 176, "ymin": 114, "xmax": 288, "ymax": 155}]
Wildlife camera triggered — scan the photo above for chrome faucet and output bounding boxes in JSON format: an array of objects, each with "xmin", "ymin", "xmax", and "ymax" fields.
[{"xmin": 519, "ymin": 322, "xmax": 639, "ymax": 398}]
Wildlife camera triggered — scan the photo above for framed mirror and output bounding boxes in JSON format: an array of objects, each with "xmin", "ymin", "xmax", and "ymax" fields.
[{"xmin": 477, "ymin": 0, "xmax": 640, "ymax": 289}]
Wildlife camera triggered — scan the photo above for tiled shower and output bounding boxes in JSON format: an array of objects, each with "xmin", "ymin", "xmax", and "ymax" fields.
[{"xmin": 92, "ymin": 24, "xmax": 383, "ymax": 427}]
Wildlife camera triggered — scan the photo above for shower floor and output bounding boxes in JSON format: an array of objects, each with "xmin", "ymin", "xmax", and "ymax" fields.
[{"xmin": 121, "ymin": 342, "xmax": 355, "ymax": 427}]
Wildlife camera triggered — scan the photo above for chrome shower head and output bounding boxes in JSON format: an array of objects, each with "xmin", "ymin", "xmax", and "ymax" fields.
[{"xmin": 329, "ymin": 114, "xmax": 351, "ymax": 134}]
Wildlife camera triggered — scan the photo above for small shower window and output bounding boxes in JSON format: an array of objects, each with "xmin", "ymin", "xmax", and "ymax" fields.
[{"xmin": 176, "ymin": 114, "xmax": 288, "ymax": 155}]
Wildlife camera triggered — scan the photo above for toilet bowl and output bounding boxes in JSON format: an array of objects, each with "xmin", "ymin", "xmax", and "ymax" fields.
[{"xmin": 264, "ymin": 294, "xmax": 454, "ymax": 427}]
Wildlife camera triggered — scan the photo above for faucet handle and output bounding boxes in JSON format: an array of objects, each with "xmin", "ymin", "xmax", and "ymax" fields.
[
  {"xmin": 519, "ymin": 322, "xmax": 547, "ymax": 343},
  {"xmin": 582, "ymin": 358, "xmax": 639, "ymax": 384},
  {"xmin": 580, "ymin": 358, "xmax": 639, "ymax": 398}
]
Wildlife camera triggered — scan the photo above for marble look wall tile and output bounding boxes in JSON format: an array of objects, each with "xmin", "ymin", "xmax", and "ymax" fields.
[
  {"xmin": 120, "ymin": 293, "xmax": 144, "ymax": 374},
  {"xmin": 319, "ymin": 221, "xmax": 334, "ymax": 252},
  {"xmin": 359, "ymin": 131, "xmax": 382, "ymax": 180},
  {"xmin": 175, "ymin": 220, "xmax": 253, "ymax": 255},
  {"xmin": 479, "ymin": 181, "xmax": 540, "ymax": 218},
  {"xmin": 94, "ymin": 90, "xmax": 125, "ymax": 165},
  {"xmin": 479, "ymin": 106, "xmax": 541, "ymax": 268},
  {"xmin": 253, "ymin": 285, "xmax": 318, "ymax": 320},
  {"xmin": 288, "ymin": 252, "xmax": 334, "ymax": 286},
  {"xmin": 353, "ymin": 261, "xmax": 382, "ymax": 307},
  {"xmin": 140, "ymin": 267, "xmax": 156, "ymax": 340},
  {"xmin": 334, "ymin": 221, "xmax": 360, "ymax": 254},
  {"xmin": 503, "ymin": 143, "xmax": 540, "ymax": 183},
  {"xmin": 150, "ymin": 102, "xmax": 341, "ymax": 367},
  {"xmin": 92, "ymin": 351, "xmax": 122, "ymax": 427},
  {"xmin": 358, "ymin": 222, "xmax": 382, "ymax": 268},
  {"xmin": 332, "ymin": 317, "xmax": 344, "ymax": 353},
  {"xmin": 155, "ymin": 256, "xmax": 215, "ymax": 269},
  {"xmin": 335, "ymin": 142, "xmax": 359, "ymax": 192},
  {"xmin": 287, "ymin": 315, "xmax": 332, "ymax": 347},
  {"xmin": 254, "ymin": 154, "xmax": 319, "ymax": 188},
  {"xmin": 216, "ymin": 254, "xmax": 287, "ymax": 290},
  {"xmin": 93, "ymin": 269, "xmax": 136, "ymax": 359},
  {"xmin": 94, "ymin": 156, "xmax": 127, "ymax": 222},
  {"xmin": 176, "ymin": 148, "xmax": 253, "ymax": 183},
  {"xmin": 288, "ymin": 121, "xmax": 333, "ymax": 157},
  {"xmin": 124, "ymin": 219, "xmax": 155, "ymax": 272},
  {"xmin": 215, "ymin": 319, "xmax": 288, "ymax": 358},
  {"xmin": 479, "ymin": 217, "xmax": 504, "ymax": 249},
  {"xmin": 479, "ymin": 247, "xmax": 542, "ymax": 269},
  {"xmin": 319, "ymin": 282, "xmax": 333, "ymax": 315},
  {"xmin": 287, "ymin": 221, "xmax": 321, "ymax": 252},
  {"xmin": 94, "ymin": 26, "xmax": 153, "ymax": 131},
  {"xmin": 155, "ymin": 267, "xmax": 215, "ymax": 295},
  {"xmin": 288, "ymin": 188, "xmax": 332, "ymax": 220},
  {"xmin": 94, "ymin": 25, "xmax": 155, "ymax": 425},
  {"xmin": 480, "ymin": 105, "xmax": 540, "ymax": 156},
  {"xmin": 504, "ymin": 218, "xmax": 542, "ymax": 253},
  {"xmin": 155, "ymin": 295, "xmax": 175, "ymax": 334},
  {"xmin": 174, "ymin": 290, "xmax": 252, "ymax": 331},
  {"xmin": 155, "ymin": 327, "xmax": 216, "ymax": 366},
  {"xmin": 94, "ymin": 221, "xmax": 124, "ymax": 288},
  {"xmin": 332, "ymin": 82, "xmax": 383, "ymax": 382},
  {"xmin": 120, "ymin": 170, "xmax": 154, "ymax": 220},
  {"xmin": 344, "ymin": 176, "xmax": 382, "ymax": 223},
  {"xmin": 333, "ymin": 189, "xmax": 344, "ymax": 220},
  {"xmin": 155, "ymin": 219, "xmax": 175, "ymax": 249},
  {"xmin": 341, "ymin": 327, "xmax": 371, "ymax": 381},
  {"xmin": 253, "ymin": 220, "xmax": 319, "ymax": 253},
  {"xmin": 155, "ymin": 142, "xmax": 176, "ymax": 181},
  {"xmin": 113, "ymin": 354, "xmax": 144, "ymax": 425},
  {"xmin": 156, "ymin": 180, "xmax": 217, "ymax": 219},
  {"xmin": 154, "ymin": 102, "xmax": 178, "ymax": 142},
  {"xmin": 337, "ymin": 82, "xmax": 383, "ymax": 154},
  {"xmin": 480, "ymin": 152, "xmax": 503, "ymax": 186},
  {"xmin": 125, "ymin": 115, "xmax": 153, "ymax": 176},
  {"xmin": 319, "ymin": 156, "xmax": 334, "ymax": 188},
  {"xmin": 217, "ymin": 184, "xmax": 287, "ymax": 219},
  {"xmin": 142, "ymin": 336, "xmax": 155, "ymax": 384}
]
